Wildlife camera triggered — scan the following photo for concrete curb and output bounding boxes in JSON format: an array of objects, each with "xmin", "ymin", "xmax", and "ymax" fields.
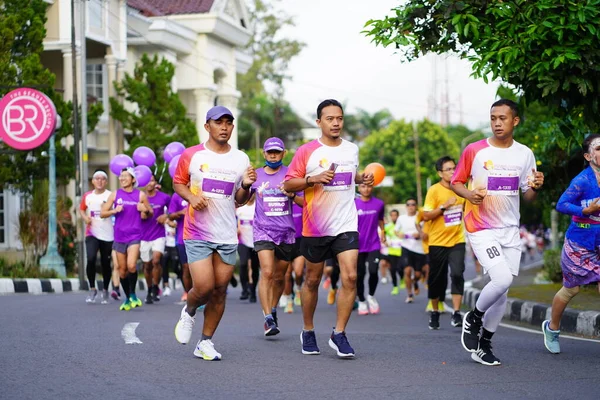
[
  {"xmin": 463, "ymin": 287, "xmax": 600, "ymax": 338},
  {"xmin": 0, "ymin": 277, "xmax": 176, "ymax": 295}
]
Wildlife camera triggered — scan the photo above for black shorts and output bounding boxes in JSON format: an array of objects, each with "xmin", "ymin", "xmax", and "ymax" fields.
[
  {"xmin": 400, "ymin": 247, "xmax": 427, "ymax": 272},
  {"xmin": 292, "ymin": 237, "xmax": 303, "ymax": 260},
  {"xmin": 254, "ymin": 240, "xmax": 293, "ymax": 262},
  {"xmin": 301, "ymin": 232, "xmax": 359, "ymax": 263}
]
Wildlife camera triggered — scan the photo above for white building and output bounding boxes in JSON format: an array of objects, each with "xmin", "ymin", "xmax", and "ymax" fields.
[{"xmin": 0, "ymin": 0, "xmax": 252, "ymax": 258}]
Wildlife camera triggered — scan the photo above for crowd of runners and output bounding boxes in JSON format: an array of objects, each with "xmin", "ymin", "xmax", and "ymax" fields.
[{"xmin": 80, "ymin": 99, "xmax": 599, "ymax": 365}]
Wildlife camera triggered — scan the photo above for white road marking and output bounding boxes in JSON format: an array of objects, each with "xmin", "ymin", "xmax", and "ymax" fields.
[{"xmin": 121, "ymin": 322, "xmax": 143, "ymax": 344}]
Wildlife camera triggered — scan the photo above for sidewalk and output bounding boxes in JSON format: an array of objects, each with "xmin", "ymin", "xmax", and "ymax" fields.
[
  {"xmin": 0, "ymin": 277, "xmax": 168, "ymax": 295},
  {"xmin": 463, "ymin": 259, "xmax": 600, "ymax": 338}
]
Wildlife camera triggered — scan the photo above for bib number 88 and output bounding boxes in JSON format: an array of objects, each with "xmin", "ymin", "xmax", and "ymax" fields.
[{"xmin": 486, "ymin": 246, "xmax": 501, "ymax": 259}]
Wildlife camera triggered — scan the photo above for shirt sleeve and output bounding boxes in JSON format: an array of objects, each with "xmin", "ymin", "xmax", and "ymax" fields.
[
  {"xmin": 556, "ymin": 174, "xmax": 586, "ymax": 218},
  {"xmin": 167, "ymin": 195, "xmax": 178, "ymax": 214},
  {"xmin": 451, "ymin": 145, "xmax": 475, "ymax": 185},
  {"xmin": 79, "ymin": 192, "xmax": 89, "ymax": 211},
  {"xmin": 285, "ymin": 146, "xmax": 307, "ymax": 181},
  {"xmin": 423, "ymin": 186, "xmax": 438, "ymax": 212},
  {"xmin": 173, "ymin": 148, "xmax": 193, "ymax": 185},
  {"xmin": 378, "ymin": 201, "xmax": 385, "ymax": 221}
]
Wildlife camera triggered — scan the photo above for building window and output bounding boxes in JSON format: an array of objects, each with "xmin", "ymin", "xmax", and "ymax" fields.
[
  {"xmin": 0, "ymin": 191, "xmax": 5, "ymax": 244},
  {"xmin": 88, "ymin": 0, "xmax": 104, "ymax": 30},
  {"xmin": 86, "ymin": 64, "xmax": 104, "ymax": 105}
]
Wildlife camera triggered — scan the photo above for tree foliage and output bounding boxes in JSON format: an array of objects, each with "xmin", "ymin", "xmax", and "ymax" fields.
[
  {"xmin": 0, "ymin": 0, "xmax": 102, "ymax": 195},
  {"xmin": 364, "ymin": 0, "xmax": 600, "ymax": 136},
  {"xmin": 344, "ymin": 108, "xmax": 394, "ymax": 142},
  {"xmin": 110, "ymin": 54, "xmax": 198, "ymax": 152},
  {"xmin": 360, "ymin": 119, "xmax": 459, "ymax": 204},
  {"xmin": 237, "ymin": 0, "xmax": 305, "ymax": 149}
]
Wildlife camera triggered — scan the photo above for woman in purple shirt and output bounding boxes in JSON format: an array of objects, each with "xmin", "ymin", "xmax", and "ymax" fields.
[{"xmin": 102, "ymin": 167, "xmax": 152, "ymax": 311}]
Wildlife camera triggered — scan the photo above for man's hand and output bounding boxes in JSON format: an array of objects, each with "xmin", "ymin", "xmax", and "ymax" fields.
[
  {"xmin": 467, "ymin": 187, "xmax": 487, "ymax": 205},
  {"xmin": 528, "ymin": 168, "xmax": 544, "ymax": 190},
  {"xmin": 309, "ymin": 169, "xmax": 335, "ymax": 185},
  {"xmin": 137, "ymin": 202, "xmax": 147, "ymax": 212},
  {"xmin": 443, "ymin": 197, "xmax": 457, "ymax": 209},
  {"xmin": 83, "ymin": 215, "xmax": 92, "ymax": 225},
  {"xmin": 583, "ymin": 198, "xmax": 600, "ymax": 215},
  {"xmin": 242, "ymin": 166, "xmax": 257, "ymax": 188},
  {"xmin": 156, "ymin": 214, "xmax": 168, "ymax": 224},
  {"xmin": 379, "ymin": 230, "xmax": 387, "ymax": 244},
  {"xmin": 114, "ymin": 205, "xmax": 123, "ymax": 214},
  {"xmin": 189, "ymin": 194, "xmax": 209, "ymax": 211},
  {"xmin": 358, "ymin": 172, "xmax": 375, "ymax": 186}
]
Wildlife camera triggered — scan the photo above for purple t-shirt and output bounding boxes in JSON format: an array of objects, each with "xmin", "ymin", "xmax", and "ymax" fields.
[
  {"xmin": 293, "ymin": 202, "xmax": 303, "ymax": 239},
  {"xmin": 141, "ymin": 191, "xmax": 171, "ymax": 241},
  {"xmin": 168, "ymin": 192, "xmax": 188, "ymax": 245},
  {"xmin": 252, "ymin": 166, "xmax": 295, "ymax": 245},
  {"xmin": 114, "ymin": 189, "xmax": 142, "ymax": 243},
  {"xmin": 356, "ymin": 196, "xmax": 385, "ymax": 253}
]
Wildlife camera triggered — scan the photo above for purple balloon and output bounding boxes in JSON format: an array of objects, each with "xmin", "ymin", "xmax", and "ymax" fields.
[
  {"xmin": 132, "ymin": 146, "xmax": 156, "ymax": 167},
  {"xmin": 134, "ymin": 165, "xmax": 152, "ymax": 187},
  {"xmin": 169, "ymin": 155, "xmax": 181, "ymax": 179},
  {"xmin": 109, "ymin": 154, "xmax": 134, "ymax": 176},
  {"xmin": 163, "ymin": 142, "xmax": 185, "ymax": 163}
]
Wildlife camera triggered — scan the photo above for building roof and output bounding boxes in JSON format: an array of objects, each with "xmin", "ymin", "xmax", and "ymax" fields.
[{"xmin": 127, "ymin": 0, "xmax": 215, "ymax": 17}]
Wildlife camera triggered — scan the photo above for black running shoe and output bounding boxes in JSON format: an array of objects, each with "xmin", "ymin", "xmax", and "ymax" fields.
[
  {"xmin": 429, "ymin": 311, "xmax": 440, "ymax": 330},
  {"xmin": 230, "ymin": 275, "xmax": 238, "ymax": 288},
  {"xmin": 451, "ymin": 311, "xmax": 463, "ymax": 327},
  {"xmin": 461, "ymin": 311, "xmax": 482, "ymax": 352},
  {"xmin": 239, "ymin": 289, "xmax": 249, "ymax": 300},
  {"xmin": 272, "ymin": 309, "xmax": 278, "ymax": 327},
  {"xmin": 152, "ymin": 285, "xmax": 160, "ymax": 302},
  {"xmin": 471, "ymin": 338, "xmax": 501, "ymax": 366},
  {"xmin": 264, "ymin": 316, "xmax": 280, "ymax": 337},
  {"xmin": 145, "ymin": 292, "xmax": 153, "ymax": 304},
  {"xmin": 249, "ymin": 293, "xmax": 257, "ymax": 303}
]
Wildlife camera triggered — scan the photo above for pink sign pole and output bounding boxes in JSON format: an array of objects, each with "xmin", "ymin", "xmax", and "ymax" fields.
[{"xmin": 0, "ymin": 88, "xmax": 65, "ymax": 276}]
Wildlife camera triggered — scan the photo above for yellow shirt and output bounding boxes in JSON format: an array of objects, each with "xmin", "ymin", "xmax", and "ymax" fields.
[
  {"xmin": 415, "ymin": 209, "xmax": 431, "ymax": 254},
  {"xmin": 423, "ymin": 182, "xmax": 466, "ymax": 247}
]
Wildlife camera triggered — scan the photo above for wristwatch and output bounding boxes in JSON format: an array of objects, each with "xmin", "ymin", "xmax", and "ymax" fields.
[
  {"xmin": 440, "ymin": 206, "xmax": 447, "ymax": 212},
  {"xmin": 306, "ymin": 176, "xmax": 314, "ymax": 187}
]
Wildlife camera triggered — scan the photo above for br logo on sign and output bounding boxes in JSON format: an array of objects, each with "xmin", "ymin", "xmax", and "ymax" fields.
[{"xmin": 0, "ymin": 88, "xmax": 57, "ymax": 151}]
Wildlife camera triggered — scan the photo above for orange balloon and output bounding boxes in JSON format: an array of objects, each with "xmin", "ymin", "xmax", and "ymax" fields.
[{"xmin": 364, "ymin": 162, "xmax": 386, "ymax": 186}]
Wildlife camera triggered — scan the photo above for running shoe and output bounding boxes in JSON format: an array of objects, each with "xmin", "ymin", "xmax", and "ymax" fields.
[
  {"xmin": 367, "ymin": 295, "xmax": 380, "ymax": 314},
  {"xmin": 229, "ymin": 275, "xmax": 238, "ymax": 288},
  {"xmin": 194, "ymin": 339, "xmax": 222, "ymax": 360},
  {"xmin": 119, "ymin": 299, "xmax": 131, "ymax": 311},
  {"xmin": 429, "ymin": 311, "xmax": 440, "ymax": 330},
  {"xmin": 279, "ymin": 295, "xmax": 288, "ymax": 309},
  {"xmin": 130, "ymin": 295, "xmax": 143, "ymax": 308},
  {"xmin": 353, "ymin": 300, "xmax": 359, "ymax": 310},
  {"xmin": 272, "ymin": 309, "xmax": 278, "ymax": 327},
  {"xmin": 285, "ymin": 299, "xmax": 294, "ymax": 314},
  {"xmin": 390, "ymin": 286, "xmax": 399, "ymax": 296},
  {"xmin": 425, "ymin": 299, "xmax": 433, "ymax": 312},
  {"xmin": 451, "ymin": 311, "xmax": 463, "ymax": 327},
  {"xmin": 145, "ymin": 292, "xmax": 154, "ymax": 305},
  {"xmin": 181, "ymin": 291, "xmax": 188, "ymax": 302},
  {"xmin": 471, "ymin": 338, "xmax": 501, "ymax": 366},
  {"xmin": 542, "ymin": 320, "xmax": 561, "ymax": 354},
  {"xmin": 163, "ymin": 286, "xmax": 172, "ymax": 297},
  {"xmin": 264, "ymin": 316, "xmax": 280, "ymax": 336},
  {"xmin": 414, "ymin": 282, "xmax": 420, "ymax": 296},
  {"xmin": 300, "ymin": 330, "xmax": 320, "ymax": 355},
  {"xmin": 461, "ymin": 311, "xmax": 482, "ymax": 352},
  {"xmin": 327, "ymin": 289, "xmax": 337, "ymax": 305},
  {"xmin": 152, "ymin": 285, "xmax": 160, "ymax": 302},
  {"xmin": 380, "ymin": 277, "xmax": 388, "ymax": 285},
  {"xmin": 100, "ymin": 290, "xmax": 109, "ymax": 305},
  {"xmin": 322, "ymin": 277, "xmax": 331, "ymax": 290},
  {"xmin": 249, "ymin": 292, "xmax": 257, "ymax": 303},
  {"xmin": 239, "ymin": 289, "xmax": 249, "ymax": 300},
  {"xmin": 399, "ymin": 279, "xmax": 406, "ymax": 289},
  {"xmin": 85, "ymin": 290, "xmax": 97, "ymax": 304},
  {"xmin": 329, "ymin": 330, "xmax": 355, "ymax": 358},
  {"xmin": 111, "ymin": 289, "xmax": 121, "ymax": 301},
  {"xmin": 294, "ymin": 289, "xmax": 302, "ymax": 306},
  {"xmin": 174, "ymin": 305, "xmax": 195, "ymax": 344},
  {"xmin": 357, "ymin": 301, "xmax": 368, "ymax": 315},
  {"xmin": 197, "ymin": 304, "xmax": 206, "ymax": 312},
  {"xmin": 405, "ymin": 294, "xmax": 414, "ymax": 304}
]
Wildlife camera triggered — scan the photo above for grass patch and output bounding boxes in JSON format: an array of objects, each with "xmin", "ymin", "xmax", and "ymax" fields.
[{"xmin": 509, "ymin": 283, "xmax": 600, "ymax": 311}]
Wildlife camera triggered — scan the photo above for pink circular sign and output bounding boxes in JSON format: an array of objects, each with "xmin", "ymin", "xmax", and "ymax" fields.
[{"xmin": 0, "ymin": 88, "xmax": 57, "ymax": 150}]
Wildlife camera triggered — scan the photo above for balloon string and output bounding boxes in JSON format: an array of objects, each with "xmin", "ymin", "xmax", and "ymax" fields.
[{"xmin": 158, "ymin": 162, "xmax": 166, "ymax": 184}]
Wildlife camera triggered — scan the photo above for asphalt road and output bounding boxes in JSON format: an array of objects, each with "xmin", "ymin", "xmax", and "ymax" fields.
[{"xmin": 1, "ymin": 268, "xmax": 597, "ymax": 400}]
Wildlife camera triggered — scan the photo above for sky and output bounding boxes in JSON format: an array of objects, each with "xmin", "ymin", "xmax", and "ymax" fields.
[{"xmin": 279, "ymin": 0, "xmax": 500, "ymax": 130}]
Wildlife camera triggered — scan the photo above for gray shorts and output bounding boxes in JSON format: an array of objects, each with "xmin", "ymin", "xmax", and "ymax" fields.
[
  {"xmin": 184, "ymin": 240, "xmax": 238, "ymax": 266},
  {"xmin": 112, "ymin": 240, "xmax": 141, "ymax": 255}
]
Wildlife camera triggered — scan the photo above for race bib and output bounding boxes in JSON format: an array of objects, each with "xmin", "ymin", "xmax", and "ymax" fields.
[
  {"xmin": 202, "ymin": 174, "xmax": 235, "ymax": 199},
  {"xmin": 90, "ymin": 210, "xmax": 102, "ymax": 220},
  {"xmin": 263, "ymin": 195, "xmax": 290, "ymax": 216},
  {"xmin": 240, "ymin": 219, "xmax": 253, "ymax": 226},
  {"xmin": 324, "ymin": 166, "xmax": 353, "ymax": 192},
  {"xmin": 486, "ymin": 169, "xmax": 519, "ymax": 196},
  {"xmin": 443, "ymin": 206, "xmax": 463, "ymax": 227}
]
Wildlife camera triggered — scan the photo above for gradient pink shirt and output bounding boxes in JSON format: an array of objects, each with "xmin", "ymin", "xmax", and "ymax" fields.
[
  {"xmin": 173, "ymin": 143, "xmax": 250, "ymax": 244},
  {"xmin": 285, "ymin": 139, "xmax": 358, "ymax": 237},
  {"xmin": 451, "ymin": 139, "xmax": 536, "ymax": 233}
]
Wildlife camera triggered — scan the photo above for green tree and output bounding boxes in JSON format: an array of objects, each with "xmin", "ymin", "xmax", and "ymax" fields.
[
  {"xmin": 0, "ymin": 0, "xmax": 102, "ymax": 195},
  {"xmin": 445, "ymin": 124, "xmax": 487, "ymax": 150},
  {"xmin": 237, "ymin": 0, "xmax": 305, "ymax": 149},
  {"xmin": 364, "ymin": 0, "xmax": 600, "ymax": 141},
  {"xmin": 344, "ymin": 108, "xmax": 394, "ymax": 142},
  {"xmin": 360, "ymin": 119, "xmax": 459, "ymax": 204}
]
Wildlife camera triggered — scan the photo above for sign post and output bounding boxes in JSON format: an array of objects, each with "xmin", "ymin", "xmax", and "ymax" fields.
[{"xmin": 0, "ymin": 88, "xmax": 66, "ymax": 276}]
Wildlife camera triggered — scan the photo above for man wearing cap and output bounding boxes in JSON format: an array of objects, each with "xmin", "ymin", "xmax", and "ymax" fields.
[
  {"xmin": 80, "ymin": 169, "xmax": 114, "ymax": 304},
  {"xmin": 252, "ymin": 137, "xmax": 303, "ymax": 337},
  {"xmin": 172, "ymin": 105, "xmax": 256, "ymax": 361}
]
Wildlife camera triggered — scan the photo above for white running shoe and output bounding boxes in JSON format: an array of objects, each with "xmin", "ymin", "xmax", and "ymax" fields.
[
  {"xmin": 163, "ymin": 286, "xmax": 172, "ymax": 297},
  {"xmin": 174, "ymin": 305, "xmax": 195, "ymax": 344},
  {"xmin": 85, "ymin": 290, "xmax": 97, "ymax": 303},
  {"xmin": 194, "ymin": 339, "xmax": 222, "ymax": 360},
  {"xmin": 380, "ymin": 277, "xmax": 389, "ymax": 285},
  {"xmin": 279, "ymin": 294, "xmax": 288, "ymax": 308},
  {"xmin": 358, "ymin": 301, "xmax": 369, "ymax": 315},
  {"xmin": 367, "ymin": 295, "xmax": 380, "ymax": 314}
]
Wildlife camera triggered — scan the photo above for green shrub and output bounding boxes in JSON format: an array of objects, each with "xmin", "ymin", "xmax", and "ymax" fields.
[
  {"xmin": 542, "ymin": 248, "xmax": 563, "ymax": 283},
  {"xmin": 0, "ymin": 259, "xmax": 58, "ymax": 279}
]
